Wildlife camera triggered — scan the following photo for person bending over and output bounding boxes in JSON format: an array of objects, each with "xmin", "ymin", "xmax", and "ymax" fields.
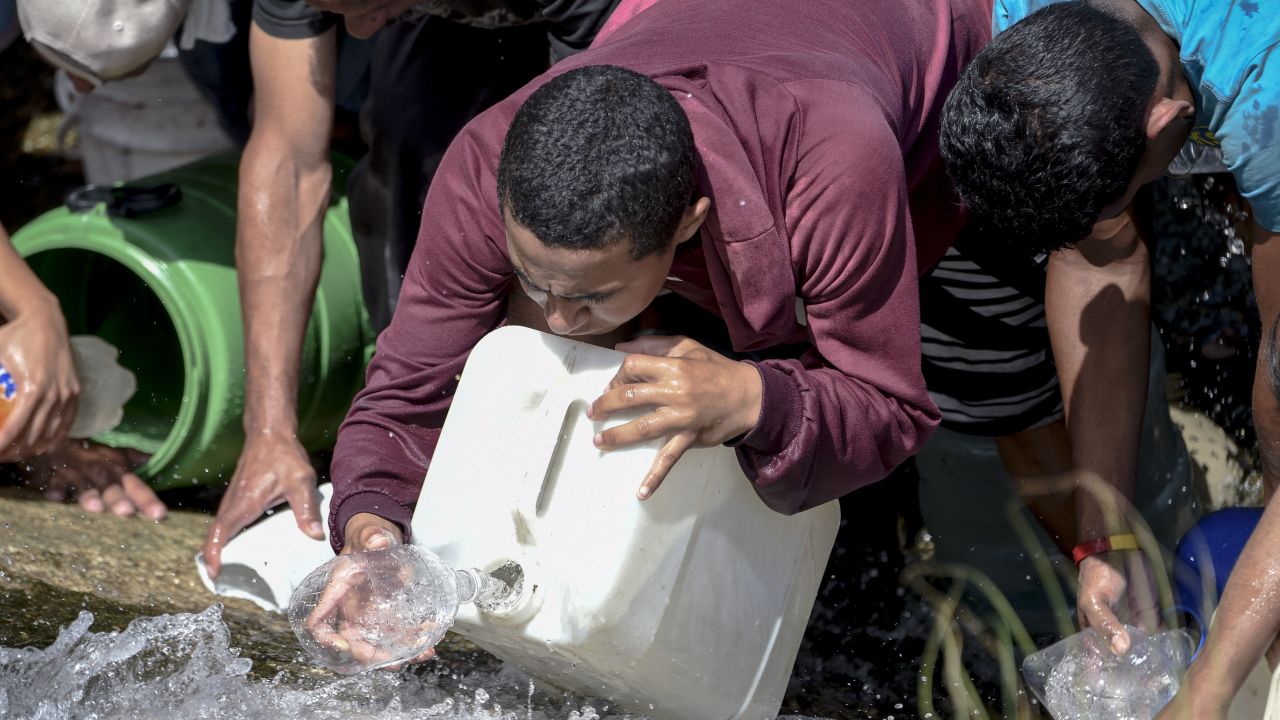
[
  {"xmin": 938, "ymin": 1, "xmax": 1280, "ymax": 715},
  {"xmin": 325, "ymin": 0, "xmax": 988, "ymax": 579}
]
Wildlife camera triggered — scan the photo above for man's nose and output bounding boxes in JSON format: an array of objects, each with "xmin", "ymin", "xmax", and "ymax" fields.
[{"xmin": 544, "ymin": 298, "xmax": 588, "ymax": 335}]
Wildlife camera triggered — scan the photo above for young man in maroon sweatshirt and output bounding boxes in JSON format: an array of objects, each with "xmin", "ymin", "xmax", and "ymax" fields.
[{"xmin": 326, "ymin": 0, "xmax": 992, "ymax": 555}]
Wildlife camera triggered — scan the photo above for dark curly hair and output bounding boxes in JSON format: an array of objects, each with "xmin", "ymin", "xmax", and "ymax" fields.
[
  {"xmin": 939, "ymin": 2, "xmax": 1159, "ymax": 251},
  {"xmin": 497, "ymin": 65, "xmax": 697, "ymax": 259}
]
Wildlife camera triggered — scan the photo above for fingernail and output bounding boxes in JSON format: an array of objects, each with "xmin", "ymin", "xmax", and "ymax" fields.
[
  {"xmin": 310, "ymin": 522, "xmax": 325, "ymax": 537},
  {"xmin": 585, "ymin": 406, "xmax": 594, "ymax": 419},
  {"xmin": 593, "ymin": 433, "xmax": 603, "ymax": 447},
  {"xmin": 84, "ymin": 497, "xmax": 103, "ymax": 512},
  {"xmin": 638, "ymin": 486, "xmax": 651, "ymax": 500}
]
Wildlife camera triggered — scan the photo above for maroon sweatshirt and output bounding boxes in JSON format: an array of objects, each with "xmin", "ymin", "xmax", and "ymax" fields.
[{"xmin": 328, "ymin": 0, "xmax": 991, "ymax": 549}]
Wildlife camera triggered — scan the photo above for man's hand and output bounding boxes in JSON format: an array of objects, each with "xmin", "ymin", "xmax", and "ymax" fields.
[
  {"xmin": 304, "ymin": 514, "xmax": 436, "ymax": 670},
  {"xmin": 0, "ymin": 298, "xmax": 78, "ymax": 461},
  {"xmin": 1076, "ymin": 550, "xmax": 1160, "ymax": 655},
  {"xmin": 201, "ymin": 433, "xmax": 322, "ymax": 579},
  {"xmin": 588, "ymin": 336, "xmax": 762, "ymax": 499},
  {"xmin": 342, "ymin": 512, "xmax": 403, "ymax": 555},
  {"xmin": 19, "ymin": 440, "xmax": 164, "ymax": 520}
]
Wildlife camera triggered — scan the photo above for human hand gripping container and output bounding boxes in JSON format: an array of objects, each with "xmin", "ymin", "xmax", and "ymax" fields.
[{"xmin": 410, "ymin": 326, "xmax": 841, "ymax": 720}]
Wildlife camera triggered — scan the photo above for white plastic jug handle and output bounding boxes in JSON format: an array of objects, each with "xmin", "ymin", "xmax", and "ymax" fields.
[{"xmin": 517, "ymin": 395, "xmax": 590, "ymax": 521}]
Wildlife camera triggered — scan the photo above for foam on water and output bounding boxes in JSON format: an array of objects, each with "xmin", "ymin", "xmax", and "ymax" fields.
[{"xmin": 0, "ymin": 605, "xmax": 829, "ymax": 720}]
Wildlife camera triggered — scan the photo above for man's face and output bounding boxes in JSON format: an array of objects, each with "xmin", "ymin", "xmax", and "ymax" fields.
[
  {"xmin": 504, "ymin": 210, "xmax": 678, "ymax": 337},
  {"xmin": 304, "ymin": 0, "xmax": 422, "ymax": 38}
]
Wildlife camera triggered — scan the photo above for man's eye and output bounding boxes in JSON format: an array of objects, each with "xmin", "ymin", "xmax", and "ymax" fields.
[{"xmin": 518, "ymin": 278, "xmax": 546, "ymax": 297}]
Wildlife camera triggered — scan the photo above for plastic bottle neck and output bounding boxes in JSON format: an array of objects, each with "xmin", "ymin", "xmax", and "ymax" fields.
[{"xmin": 453, "ymin": 565, "xmax": 522, "ymax": 611}]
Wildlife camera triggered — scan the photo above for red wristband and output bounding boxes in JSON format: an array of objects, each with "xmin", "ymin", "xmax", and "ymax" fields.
[{"xmin": 1071, "ymin": 533, "xmax": 1140, "ymax": 566}]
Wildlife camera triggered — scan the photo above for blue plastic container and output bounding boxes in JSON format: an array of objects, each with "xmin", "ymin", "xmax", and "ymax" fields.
[{"xmin": 1174, "ymin": 506, "xmax": 1265, "ymax": 656}]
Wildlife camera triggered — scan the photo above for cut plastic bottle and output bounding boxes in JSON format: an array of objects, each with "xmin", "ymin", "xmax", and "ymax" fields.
[
  {"xmin": 1022, "ymin": 625, "xmax": 1195, "ymax": 720},
  {"xmin": 0, "ymin": 335, "xmax": 136, "ymax": 439},
  {"xmin": 67, "ymin": 335, "xmax": 137, "ymax": 438},
  {"xmin": 287, "ymin": 545, "xmax": 521, "ymax": 675}
]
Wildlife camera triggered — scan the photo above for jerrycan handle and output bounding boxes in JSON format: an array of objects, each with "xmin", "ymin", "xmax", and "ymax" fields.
[
  {"xmin": 65, "ymin": 183, "xmax": 183, "ymax": 218},
  {"xmin": 518, "ymin": 396, "xmax": 591, "ymax": 521}
]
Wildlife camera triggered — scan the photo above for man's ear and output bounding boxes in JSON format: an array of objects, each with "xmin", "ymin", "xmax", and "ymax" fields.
[
  {"xmin": 675, "ymin": 197, "xmax": 711, "ymax": 244},
  {"xmin": 1146, "ymin": 97, "xmax": 1195, "ymax": 141}
]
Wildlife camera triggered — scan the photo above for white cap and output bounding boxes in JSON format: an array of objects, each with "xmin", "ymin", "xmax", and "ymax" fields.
[{"xmin": 18, "ymin": 0, "xmax": 193, "ymax": 86}]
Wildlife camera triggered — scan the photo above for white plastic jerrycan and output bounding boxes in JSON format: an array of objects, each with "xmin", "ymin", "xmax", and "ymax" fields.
[{"xmin": 411, "ymin": 326, "xmax": 841, "ymax": 720}]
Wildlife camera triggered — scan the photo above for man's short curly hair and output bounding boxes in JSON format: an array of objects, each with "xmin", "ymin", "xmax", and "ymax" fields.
[
  {"xmin": 939, "ymin": 2, "xmax": 1159, "ymax": 251},
  {"xmin": 497, "ymin": 65, "xmax": 697, "ymax": 259}
]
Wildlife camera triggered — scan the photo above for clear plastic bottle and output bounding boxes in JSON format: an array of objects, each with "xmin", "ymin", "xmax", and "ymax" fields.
[
  {"xmin": 288, "ymin": 545, "xmax": 521, "ymax": 675},
  {"xmin": 0, "ymin": 335, "xmax": 136, "ymax": 439}
]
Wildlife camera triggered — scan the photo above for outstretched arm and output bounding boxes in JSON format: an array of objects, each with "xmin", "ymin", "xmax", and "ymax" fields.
[
  {"xmin": 1162, "ymin": 222, "xmax": 1280, "ymax": 719},
  {"xmin": 328, "ymin": 106, "xmax": 515, "ymax": 550},
  {"xmin": 202, "ymin": 22, "xmax": 338, "ymax": 578},
  {"xmin": 1045, "ymin": 206, "xmax": 1157, "ymax": 654}
]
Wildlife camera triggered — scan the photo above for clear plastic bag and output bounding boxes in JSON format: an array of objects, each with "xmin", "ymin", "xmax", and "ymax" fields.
[{"xmin": 1022, "ymin": 626, "xmax": 1195, "ymax": 720}]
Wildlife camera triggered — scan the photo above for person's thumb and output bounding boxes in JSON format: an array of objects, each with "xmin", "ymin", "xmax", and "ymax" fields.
[
  {"xmin": 365, "ymin": 527, "xmax": 399, "ymax": 550},
  {"xmin": 1083, "ymin": 596, "xmax": 1131, "ymax": 655}
]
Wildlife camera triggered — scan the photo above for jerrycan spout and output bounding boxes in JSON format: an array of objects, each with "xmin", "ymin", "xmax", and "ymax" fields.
[{"xmin": 455, "ymin": 560, "xmax": 526, "ymax": 613}]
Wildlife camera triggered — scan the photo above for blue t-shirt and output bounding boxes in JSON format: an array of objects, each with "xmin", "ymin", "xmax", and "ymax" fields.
[{"xmin": 994, "ymin": 0, "xmax": 1280, "ymax": 230}]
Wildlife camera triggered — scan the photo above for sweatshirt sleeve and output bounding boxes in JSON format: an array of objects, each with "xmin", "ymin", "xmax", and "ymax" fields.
[
  {"xmin": 734, "ymin": 80, "xmax": 941, "ymax": 513},
  {"xmin": 327, "ymin": 107, "xmax": 514, "ymax": 551}
]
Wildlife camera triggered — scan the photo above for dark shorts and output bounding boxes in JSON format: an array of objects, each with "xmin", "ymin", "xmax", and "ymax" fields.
[
  {"xmin": 348, "ymin": 17, "xmax": 551, "ymax": 331},
  {"xmin": 919, "ymin": 229, "xmax": 1064, "ymax": 437},
  {"xmin": 345, "ymin": 1, "xmax": 620, "ymax": 332}
]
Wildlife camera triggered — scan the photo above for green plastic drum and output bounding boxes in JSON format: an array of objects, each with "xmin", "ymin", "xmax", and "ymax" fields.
[{"xmin": 11, "ymin": 154, "xmax": 373, "ymax": 490}]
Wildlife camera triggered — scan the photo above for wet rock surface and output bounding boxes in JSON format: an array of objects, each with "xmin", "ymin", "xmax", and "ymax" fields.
[
  {"xmin": 0, "ymin": 486, "xmax": 312, "ymax": 680},
  {"xmin": 0, "ymin": 484, "xmax": 897, "ymax": 718},
  {"xmin": 0, "ymin": 487, "xmax": 501, "ymax": 684}
]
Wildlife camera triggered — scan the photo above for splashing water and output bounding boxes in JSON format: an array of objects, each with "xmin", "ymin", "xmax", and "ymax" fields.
[
  {"xmin": 0, "ymin": 605, "xmax": 628, "ymax": 720},
  {"xmin": 0, "ymin": 605, "xmax": 832, "ymax": 720}
]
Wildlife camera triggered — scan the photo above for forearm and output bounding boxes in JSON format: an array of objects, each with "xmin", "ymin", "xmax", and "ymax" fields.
[
  {"xmin": 1045, "ymin": 214, "xmax": 1151, "ymax": 539},
  {"xmin": 1187, "ymin": 496, "xmax": 1280, "ymax": 709},
  {"xmin": 737, "ymin": 356, "xmax": 939, "ymax": 514},
  {"xmin": 1188, "ymin": 357, "xmax": 1280, "ymax": 699},
  {"xmin": 0, "ymin": 228, "xmax": 61, "ymax": 322},
  {"xmin": 235, "ymin": 139, "xmax": 331, "ymax": 433},
  {"xmin": 1186, "ymin": 227, "xmax": 1280, "ymax": 705}
]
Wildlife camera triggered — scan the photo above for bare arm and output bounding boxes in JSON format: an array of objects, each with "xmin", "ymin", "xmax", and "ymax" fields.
[
  {"xmin": 1045, "ymin": 206, "xmax": 1155, "ymax": 652},
  {"xmin": 202, "ymin": 23, "xmax": 338, "ymax": 577},
  {"xmin": 1168, "ymin": 222, "xmax": 1280, "ymax": 717},
  {"xmin": 1047, "ymin": 208, "xmax": 1151, "ymax": 540}
]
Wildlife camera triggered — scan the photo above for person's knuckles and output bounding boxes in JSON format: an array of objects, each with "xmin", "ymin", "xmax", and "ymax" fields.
[
  {"xmin": 634, "ymin": 414, "xmax": 667, "ymax": 437},
  {"xmin": 621, "ymin": 355, "xmax": 647, "ymax": 378}
]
